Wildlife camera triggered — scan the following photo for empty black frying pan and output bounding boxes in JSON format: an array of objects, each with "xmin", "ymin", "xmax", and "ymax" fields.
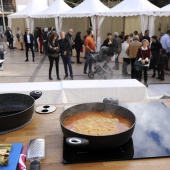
[{"xmin": 0, "ymin": 91, "xmax": 42, "ymax": 134}]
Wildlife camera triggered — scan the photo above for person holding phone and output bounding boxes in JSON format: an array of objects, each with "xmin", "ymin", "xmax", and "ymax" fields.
[{"xmin": 48, "ymin": 33, "xmax": 60, "ymax": 80}]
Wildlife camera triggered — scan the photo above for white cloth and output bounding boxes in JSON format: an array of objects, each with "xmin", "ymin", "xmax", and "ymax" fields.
[
  {"xmin": 8, "ymin": 18, "xmax": 12, "ymax": 28},
  {"xmin": 139, "ymin": 15, "xmax": 149, "ymax": 36},
  {"xmin": 148, "ymin": 16, "xmax": 156, "ymax": 39},
  {"xmin": 60, "ymin": 79, "xmax": 148, "ymax": 103},
  {"xmin": 0, "ymin": 82, "xmax": 62, "ymax": 105},
  {"xmin": 91, "ymin": 16, "xmax": 105, "ymax": 52},
  {"xmin": 139, "ymin": 16, "xmax": 156, "ymax": 38},
  {"xmin": 55, "ymin": 17, "xmax": 62, "ymax": 35},
  {"xmin": 160, "ymin": 34, "xmax": 170, "ymax": 53},
  {"xmin": 122, "ymin": 41, "xmax": 129, "ymax": 58},
  {"xmin": 141, "ymin": 46, "xmax": 148, "ymax": 50},
  {"xmin": 0, "ymin": 80, "xmax": 148, "ymax": 104},
  {"xmin": 27, "ymin": 34, "xmax": 31, "ymax": 43},
  {"xmin": 26, "ymin": 18, "xmax": 34, "ymax": 34}
]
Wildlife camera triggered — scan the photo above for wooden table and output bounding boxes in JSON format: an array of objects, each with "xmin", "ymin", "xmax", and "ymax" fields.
[{"xmin": 1, "ymin": 99, "xmax": 170, "ymax": 170}]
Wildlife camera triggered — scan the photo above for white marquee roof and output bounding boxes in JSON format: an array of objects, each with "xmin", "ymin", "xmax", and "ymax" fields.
[
  {"xmin": 157, "ymin": 4, "xmax": 170, "ymax": 16},
  {"xmin": 160, "ymin": 4, "xmax": 170, "ymax": 11},
  {"xmin": 60, "ymin": 0, "xmax": 109, "ymax": 18},
  {"xmin": 100, "ymin": 0, "xmax": 160, "ymax": 17},
  {"xmin": 31, "ymin": 0, "xmax": 72, "ymax": 18},
  {"xmin": 8, "ymin": 0, "xmax": 47, "ymax": 18}
]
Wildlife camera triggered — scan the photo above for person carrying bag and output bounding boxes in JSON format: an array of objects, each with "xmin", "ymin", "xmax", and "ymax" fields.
[
  {"xmin": 135, "ymin": 39, "xmax": 150, "ymax": 87},
  {"xmin": 48, "ymin": 33, "xmax": 60, "ymax": 80}
]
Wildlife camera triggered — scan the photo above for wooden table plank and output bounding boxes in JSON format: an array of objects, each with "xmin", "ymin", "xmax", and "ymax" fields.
[{"xmin": 0, "ymin": 100, "xmax": 170, "ymax": 170}]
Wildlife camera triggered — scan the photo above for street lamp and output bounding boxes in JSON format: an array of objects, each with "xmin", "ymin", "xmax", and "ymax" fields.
[{"xmin": 0, "ymin": 0, "xmax": 6, "ymax": 32}]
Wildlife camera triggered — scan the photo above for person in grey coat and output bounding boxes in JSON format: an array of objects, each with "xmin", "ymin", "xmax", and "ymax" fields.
[
  {"xmin": 0, "ymin": 31, "xmax": 4, "ymax": 71},
  {"xmin": 112, "ymin": 32, "xmax": 122, "ymax": 70}
]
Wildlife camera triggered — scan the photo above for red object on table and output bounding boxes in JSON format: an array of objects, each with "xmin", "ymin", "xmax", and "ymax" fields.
[{"xmin": 18, "ymin": 145, "xmax": 27, "ymax": 170}]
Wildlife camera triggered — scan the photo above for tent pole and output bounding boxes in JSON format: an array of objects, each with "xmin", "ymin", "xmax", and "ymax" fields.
[
  {"xmin": 123, "ymin": 16, "xmax": 125, "ymax": 33},
  {"xmin": 0, "ymin": 0, "xmax": 6, "ymax": 32}
]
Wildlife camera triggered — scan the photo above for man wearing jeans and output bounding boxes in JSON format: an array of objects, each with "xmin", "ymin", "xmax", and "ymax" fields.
[
  {"xmin": 59, "ymin": 31, "xmax": 73, "ymax": 80},
  {"xmin": 66, "ymin": 29, "xmax": 75, "ymax": 64},
  {"xmin": 83, "ymin": 29, "xmax": 95, "ymax": 74}
]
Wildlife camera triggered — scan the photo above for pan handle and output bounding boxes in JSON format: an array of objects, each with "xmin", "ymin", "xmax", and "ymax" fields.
[
  {"xmin": 30, "ymin": 160, "xmax": 40, "ymax": 170},
  {"xmin": 103, "ymin": 97, "xmax": 119, "ymax": 105},
  {"xmin": 66, "ymin": 137, "xmax": 89, "ymax": 147},
  {"xmin": 30, "ymin": 91, "xmax": 42, "ymax": 100}
]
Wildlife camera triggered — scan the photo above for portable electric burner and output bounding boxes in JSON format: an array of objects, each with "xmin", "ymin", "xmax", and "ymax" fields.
[{"xmin": 63, "ymin": 102, "xmax": 170, "ymax": 164}]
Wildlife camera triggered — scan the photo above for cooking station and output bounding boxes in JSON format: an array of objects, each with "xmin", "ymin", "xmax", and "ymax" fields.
[
  {"xmin": 63, "ymin": 102, "xmax": 170, "ymax": 164},
  {"xmin": 0, "ymin": 80, "xmax": 170, "ymax": 170}
]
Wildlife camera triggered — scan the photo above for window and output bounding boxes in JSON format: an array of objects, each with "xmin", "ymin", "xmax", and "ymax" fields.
[
  {"xmin": 0, "ymin": 0, "xmax": 14, "ymax": 12},
  {"xmin": 2, "ymin": 0, "xmax": 12, "ymax": 5}
]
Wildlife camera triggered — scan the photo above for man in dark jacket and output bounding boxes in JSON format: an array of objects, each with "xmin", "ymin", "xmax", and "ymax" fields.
[
  {"xmin": 102, "ymin": 33, "xmax": 112, "ymax": 47},
  {"xmin": 66, "ymin": 29, "xmax": 75, "ymax": 63},
  {"xmin": 24, "ymin": 28, "xmax": 35, "ymax": 62},
  {"xmin": 140, "ymin": 30, "xmax": 150, "ymax": 44},
  {"xmin": 42, "ymin": 27, "xmax": 48, "ymax": 55},
  {"xmin": 5, "ymin": 27, "xmax": 14, "ymax": 49},
  {"xmin": 59, "ymin": 31, "xmax": 73, "ymax": 80}
]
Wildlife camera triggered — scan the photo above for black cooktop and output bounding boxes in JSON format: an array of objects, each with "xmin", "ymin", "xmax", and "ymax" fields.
[{"xmin": 63, "ymin": 102, "xmax": 170, "ymax": 164}]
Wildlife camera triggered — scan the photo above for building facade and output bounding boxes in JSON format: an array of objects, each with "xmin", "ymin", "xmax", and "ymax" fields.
[
  {"xmin": 0, "ymin": 0, "xmax": 15, "ymax": 29},
  {"xmin": 0, "ymin": 0, "xmax": 53, "ymax": 30}
]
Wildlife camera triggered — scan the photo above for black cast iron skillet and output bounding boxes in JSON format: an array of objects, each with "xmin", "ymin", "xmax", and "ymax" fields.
[
  {"xmin": 60, "ymin": 102, "xmax": 136, "ymax": 150},
  {"xmin": 0, "ymin": 91, "xmax": 42, "ymax": 134}
]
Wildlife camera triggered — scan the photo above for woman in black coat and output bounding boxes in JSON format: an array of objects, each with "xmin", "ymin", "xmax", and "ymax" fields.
[
  {"xmin": 150, "ymin": 35, "xmax": 162, "ymax": 78},
  {"xmin": 48, "ymin": 33, "xmax": 60, "ymax": 80},
  {"xmin": 75, "ymin": 32, "xmax": 83, "ymax": 64}
]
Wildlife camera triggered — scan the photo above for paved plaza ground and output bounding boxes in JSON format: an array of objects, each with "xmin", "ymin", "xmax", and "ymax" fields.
[{"xmin": 0, "ymin": 47, "xmax": 170, "ymax": 99}]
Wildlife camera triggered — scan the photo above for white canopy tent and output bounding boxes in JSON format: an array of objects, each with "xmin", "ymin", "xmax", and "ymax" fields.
[
  {"xmin": 100, "ymin": 0, "xmax": 160, "ymax": 37},
  {"xmin": 31, "ymin": 0, "xmax": 72, "ymax": 34},
  {"xmin": 158, "ymin": 4, "xmax": 170, "ymax": 16},
  {"xmin": 8, "ymin": 0, "xmax": 47, "ymax": 34},
  {"xmin": 60, "ymin": 0, "xmax": 109, "ymax": 51},
  {"xmin": 154, "ymin": 4, "xmax": 170, "ymax": 37}
]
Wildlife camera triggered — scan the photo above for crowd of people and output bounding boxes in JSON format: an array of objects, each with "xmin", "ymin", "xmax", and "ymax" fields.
[
  {"xmin": 17, "ymin": 26, "xmax": 94, "ymax": 80},
  {"xmin": 0, "ymin": 26, "xmax": 170, "ymax": 87},
  {"xmin": 101, "ymin": 29, "xmax": 170, "ymax": 87}
]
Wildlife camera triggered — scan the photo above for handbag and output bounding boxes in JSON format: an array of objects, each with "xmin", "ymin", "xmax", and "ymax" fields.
[
  {"xmin": 134, "ymin": 49, "xmax": 145, "ymax": 71},
  {"xmin": 111, "ymin": 53, "xmax": 118, "ymax": 62},
  {"xmin": 50, "ymin": 53, "xmax": 59, "ymax": 58},
  {"xmin": 134, "ymin": 59, "xmax": 145, "ymax": 71},
  {"xmin": 48, "ymin": 41, "xmax": 59, "ymax": 58}
]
